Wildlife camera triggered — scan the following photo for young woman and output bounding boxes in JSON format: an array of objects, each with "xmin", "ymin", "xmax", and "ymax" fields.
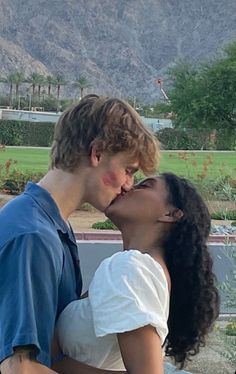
[{"xmin": 54, "ymin": 173, "xmax": 219, "ymax": 374}]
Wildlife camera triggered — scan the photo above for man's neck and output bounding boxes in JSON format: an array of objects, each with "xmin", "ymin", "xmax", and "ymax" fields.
[{"xmin": 38, "ymin": 168, "xmax": 86, "ymax": 221}]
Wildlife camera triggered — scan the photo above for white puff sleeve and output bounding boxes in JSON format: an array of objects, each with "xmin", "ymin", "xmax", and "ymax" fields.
[{"xmin": 89, "ymin": 250, "xmax": 170, "ymax": 345}]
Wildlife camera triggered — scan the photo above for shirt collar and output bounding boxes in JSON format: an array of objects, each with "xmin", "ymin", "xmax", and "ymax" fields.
[{"xmin": 24, "ymin": 182, "xmax": 74, "ymax": 238}]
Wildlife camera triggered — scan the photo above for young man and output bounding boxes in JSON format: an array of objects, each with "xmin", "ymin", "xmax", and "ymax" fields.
[{"xmin": 0, "ymin": 94, "xmax": 159, "ymax": 374}]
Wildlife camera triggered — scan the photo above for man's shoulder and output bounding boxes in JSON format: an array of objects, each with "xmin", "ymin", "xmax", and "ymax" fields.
[
  {"xmin": 1, "ymin": 192, "xmax": 47, "ymax": 223},
  {"xmin": 0, "ymin": 193, "xmax": 59, "ymax": 247}
]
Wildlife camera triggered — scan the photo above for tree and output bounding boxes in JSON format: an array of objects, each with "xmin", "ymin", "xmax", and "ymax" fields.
[
  {"xmin": 54, "ymin": 73, "xmax": 66, "ymax": 100},
  {"xmin": 166, "ymin": 62, "xmax": 204, "ymax": 128},
  {"xmin": 0, "ymin": 73, "xmax": 15, "ymax": 106},
  {"xmin": 200, "ymin": 48, "xmax": 236, "ymax": 130},
  {"xmin": 36, "ymin": 74, "xmax": 46, "ymax": 99},
  {"xmin": 72, "ymin": 76, "xmax": 91, "ymax": 99},
  {"xmin": 11, "ymin": 71, "xmax": 25, "ymax": 98},
  {"xmin": 27, "ymin": 72, "xmax": 43, "ymax": 96},
  {"xmin": 46, "ymin": 75, "xmax": 56, "ymax": 96},
  {"xmin": 166, "ymin": 42, "xmax": 236, "ymax": 131}
]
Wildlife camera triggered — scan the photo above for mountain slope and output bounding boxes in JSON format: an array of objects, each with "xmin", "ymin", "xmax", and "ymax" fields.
[{"xmin": 0, "ymin": 0, "xmax": 236, "ymax": 102}]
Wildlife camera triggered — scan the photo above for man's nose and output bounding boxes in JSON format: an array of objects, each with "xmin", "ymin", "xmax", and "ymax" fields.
[{"xmin": 122, "ymin": 175, "xmax": 134, "ymax": 191}]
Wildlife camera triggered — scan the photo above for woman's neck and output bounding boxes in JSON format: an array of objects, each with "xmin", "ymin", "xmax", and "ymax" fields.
[
  {"xmin": 121, "ymin": 226, "xmax": 171, "ymax": 291},
  {"xmin": 121, "ymin": 224, "xmax": 163, "ymax": 257}
]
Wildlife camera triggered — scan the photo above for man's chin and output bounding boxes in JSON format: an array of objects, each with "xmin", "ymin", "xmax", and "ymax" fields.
[
  {"xmin": 104, "ymin": 201, "xmax": 116, "ymax": 218},
  {"xmin": 104, "ymin": 197, "xmax": 116, "ymax": 214}
]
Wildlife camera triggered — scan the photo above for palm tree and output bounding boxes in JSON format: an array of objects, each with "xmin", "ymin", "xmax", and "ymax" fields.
[
  {"xmin": 0, "ymin": 74, "xmax": 14, "ymax": 106},
  {"xmin": 46, "ymin": 75, "xmax": 56, "ymax": 96},
  {"xmin": 72, "ymin": 76, "xmax": 91, "ymax": 99},
  {"xmin": 12, "ymin": 71, "xmax": 25, "ymax": 98},
  {"xmin": 36, "ymin": 74, "xmax": 46, "ymax": 99},
  {"xmin": 27, "ymin": 72, "xmax": 42, "ymax": 96},
  {"xmin": 54, "ymin": 73, "xmax": 66, "ymax": 100}
]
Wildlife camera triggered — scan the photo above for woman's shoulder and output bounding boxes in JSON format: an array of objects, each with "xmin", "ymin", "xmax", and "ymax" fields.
[
  {"xmin": 91, "ymin": 249, "xmax": 168, "ymax": 292},
  {"xmin": 101, "ymin": 249, "xmax": 166, "ymax": 275},
  {"xmin": 89, "ymin": 249, "xmax": 170, "ymax": 340}
]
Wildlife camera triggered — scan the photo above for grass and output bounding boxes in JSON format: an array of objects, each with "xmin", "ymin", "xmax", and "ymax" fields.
[
  {"xmin": 0, "ymin": 147, "xmax": 50, "ymax": 172},
  {"xmin": 0, "ymin": 147, "xmax": 235, "ymax": 179},
  {"xmin": 158, "ymin": 151, "xmax": 236, "ymax": 179}
]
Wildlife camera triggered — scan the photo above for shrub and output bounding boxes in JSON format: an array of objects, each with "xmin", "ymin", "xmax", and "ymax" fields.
[
  {"xmin": 218, "ymin": 245, "xmax": 236, "ymax": 367},
  {"xmin": 0, "ymin": 120, "xmax": 55, "ymax": 146},
  {"xmin": 211, "ymin": 210, "xmax": 236, "ymax": 220},
  {"xmin": 225, "ymin": 322, "xmax": 236, "ymax": 336},
  {"xmin": 215, "ymin": 128, "xmax": 236, "ymax": 150},
  {"xmin": 218, "ymin": 330, "xmax": 236, "ymax": 367},
  {"xmin": 156, "ymin": 128, "xmax": 194, "ymax": 150},
  {"xmin": 0, "ymin": 169, "xmax": 44, "ymax": 194},
  {"xmin": 155, "ymin": 127, "xmax": 236, "ymax": 150},
  {"xmin": 213, "ymin": 176, "xmax": 236, "ymax": 201},
  {"xmin": 92, "ymin": 219, "xmax": 117, "ymax": 230}
]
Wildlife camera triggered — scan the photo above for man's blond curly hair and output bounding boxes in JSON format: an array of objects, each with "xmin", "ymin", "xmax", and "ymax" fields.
[{"xmin": 50, "ymin": 94, "xmax": 160, "ymax": 174}]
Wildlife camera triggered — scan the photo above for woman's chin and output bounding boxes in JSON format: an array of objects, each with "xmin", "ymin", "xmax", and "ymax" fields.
[{"xmin": 105, "ymin": 211, "xmax": 121, "ymax": 230}]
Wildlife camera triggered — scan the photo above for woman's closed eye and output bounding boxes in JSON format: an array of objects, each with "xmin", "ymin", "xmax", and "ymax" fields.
[
  {"xmin": 135, "ymin": 178, "xmax": 156, "ymax": 189},
  {"xmin": 135, "ymin": 183, "xmax": 149, "ymax": 189}
]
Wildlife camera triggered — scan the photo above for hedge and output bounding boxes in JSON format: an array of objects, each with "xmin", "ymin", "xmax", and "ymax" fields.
[
  {"xmin": 0, "ymin": 120, "xmax": 236, "ymax": 150},
  {"xmin": 156, "ymin": 128, "xmax": 236, "ymax": 150},
  {"xmin": 0, "ymin": 120, "xmax": 55, "ymax": 147}
]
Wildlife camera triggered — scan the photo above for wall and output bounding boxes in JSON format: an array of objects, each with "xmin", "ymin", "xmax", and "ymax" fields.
[{"xmin": 77, "ymin": 241, "xmax": 236, "ymax": 314}]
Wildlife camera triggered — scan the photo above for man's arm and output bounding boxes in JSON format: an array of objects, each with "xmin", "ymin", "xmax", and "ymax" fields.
[
  {"xmin": 0, "ymin": 346, "xmax": 58, "ymax": 374},
  {"xmin": 0, "ymin": 234, "xmax": 65, "ymax": 373}
]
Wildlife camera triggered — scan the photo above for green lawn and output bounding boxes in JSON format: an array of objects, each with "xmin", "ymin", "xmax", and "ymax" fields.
[
  {"xmin": 0, "ymin": 147, "xmax": 235, "ymax": 180},
  {"xmin": 158, "ymin": 151, "xmax": 236, "ymax": 179},
  {"xmin": 0, "ymin": 147, "xmax": 51, "ymax": 172}
]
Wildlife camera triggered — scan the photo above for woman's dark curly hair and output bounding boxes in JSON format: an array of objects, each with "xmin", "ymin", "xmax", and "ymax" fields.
[{"xmin": 161, "ymin": 173, "xmax": 220, "ymax": 368}]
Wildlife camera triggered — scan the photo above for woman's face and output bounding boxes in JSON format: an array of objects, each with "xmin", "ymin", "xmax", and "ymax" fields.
[{"xmin": 105, "ymin": 176, "xmax": 173, "ymax": 226}]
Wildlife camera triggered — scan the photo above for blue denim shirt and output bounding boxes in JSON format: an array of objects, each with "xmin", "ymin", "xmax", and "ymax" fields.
[{"xmin": 0, "ymin": 182, "xmax": 82, "ymax": 366}]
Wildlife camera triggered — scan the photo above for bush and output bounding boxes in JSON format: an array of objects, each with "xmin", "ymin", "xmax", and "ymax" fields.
[
  {"xmin": 92, "ymin": 219, "xmax": 117, "ymax": 230},
  {"xmin": 225, "ymin": 322, "xmax": 236, "ymax": 336},
  {"xmin": 211, "ymin": 210, "xmax": 236, "ymax": 220},
  {"xmin": 213, "ymin": 176, "xmax": 236, "ymax": 201},
  {"xmin": 156, "ymin": 128, "xmax": 194, "ymax": 150},
  {"xmin": 0, "ymin": 120, "xmax": 55, "ymax": 146},
  {"xmin": 156, "ymin": 127, "xmax": 236, "ymax": 150},
  {"xmin": 0, "ymin": 169, "xmax": 44, "ymax": 194},
  {"xmin": 218, "ymin": 245, "xmax": 236, "ymax": 367},
  {"xmin": 215, "ymin": 128, "xmax": 236, "ymax": 150}
]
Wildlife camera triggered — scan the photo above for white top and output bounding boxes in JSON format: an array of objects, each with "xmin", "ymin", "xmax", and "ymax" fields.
[{"xmin": 56, "ymin": 250, "xmax": 170, "ymax": 370}]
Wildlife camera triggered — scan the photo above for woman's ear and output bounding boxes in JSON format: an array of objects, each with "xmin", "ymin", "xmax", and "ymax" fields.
[
  {"xmin": 90, "ymin": 144, "xmax": 102, "ymax": 167},
  {"xmin": 158, "ymin": 208, "xmax": 184, "ymax": 223}
]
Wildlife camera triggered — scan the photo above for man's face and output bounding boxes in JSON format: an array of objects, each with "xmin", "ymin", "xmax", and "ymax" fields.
[{"xmin": 86, "ymin": 151, "xmax": 139, "ymax": 212}]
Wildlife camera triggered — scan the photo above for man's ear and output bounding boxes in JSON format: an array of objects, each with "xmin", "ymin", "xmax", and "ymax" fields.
[
  {"xmin": 158, "ymin": 208, "xmax": 184, "ymax": 223},
  {"xmin": 90, "ymin": 144, "xmax": 102, "ymax": 167}
]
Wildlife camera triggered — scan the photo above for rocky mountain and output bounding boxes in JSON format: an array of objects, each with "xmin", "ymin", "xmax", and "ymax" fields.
[{"xmin": 0, "ymin": 0, "xmax": 236, "ymax": 102}]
